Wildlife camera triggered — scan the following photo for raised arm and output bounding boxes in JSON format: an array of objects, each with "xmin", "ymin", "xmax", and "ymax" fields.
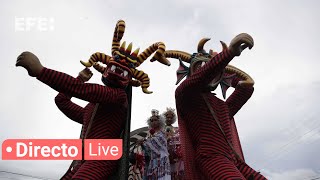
[
  {"xmin": 37, "ymin": 67, "xmax": 127, "ymax": 104},
  {"xmin": 176, "ymin": 33, "xmax": 254, "ymax": 94},
  {"xmin": 16, "ymin": 52, "xmax": 127, "ymax": 104},
  {"xmin": 54, "ymin": 69, "xmax": 93, "ymax": 124},
  {"xmin": 55, "ymin": 92, "xmax": 84, "ymax": 124},
  {"xmin": 226, "ymin": 75, "xmax": 254, "ymax": 117},
  {"xmin": 179, "ymin": 49, "xmax": 234, "ymax": 91}
]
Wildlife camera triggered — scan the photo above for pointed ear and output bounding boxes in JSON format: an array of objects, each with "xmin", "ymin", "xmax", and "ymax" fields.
[
  {"xmin": 220, "ymin": 73, "xmax": 236, "ymax": 99},
  {"xmin": 176, "ymin": 58, "xmax": 189, "ymax": 85}
]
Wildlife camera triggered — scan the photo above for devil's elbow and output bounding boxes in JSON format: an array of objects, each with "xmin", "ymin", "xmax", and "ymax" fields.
[{"xmin": 54, "ymin": 95, "xmax": 62, "ymax": 104}]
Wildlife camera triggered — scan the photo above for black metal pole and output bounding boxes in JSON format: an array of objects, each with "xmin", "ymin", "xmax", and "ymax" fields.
[{"xmin": 118, "ymin": 85, "xmax": 132, "ymax": 180}]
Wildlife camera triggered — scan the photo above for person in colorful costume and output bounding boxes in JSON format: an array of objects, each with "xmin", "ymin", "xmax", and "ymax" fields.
[
  {"xmin": 163, "ymin": 108, "xmax": 184, "ymax": 180},
  {"xmin": 163, "ymin": 33, "xmax": 267, "ymax": 179},
  {"xmin": 163, "ymin": 107, "xmax": 177, "ymax": 136},
  {"xmin": 139, "ymin": 109, "xmax": 171, "ymax": 180},
  {"xmin": 15, "ymin": 20, "xmax": 170, "ymax": 180}
]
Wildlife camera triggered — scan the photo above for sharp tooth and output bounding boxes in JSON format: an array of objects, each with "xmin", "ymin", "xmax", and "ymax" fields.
[
  {"xmin": 201, "ymin": 61, "xmax": 206, "ymax": 67},
  {"xmin": 124, "ymin": 70, "xmax": 128, "ymax": 77},
  {"xmin": 120, "ymin": 73, "xmax": 124, "ymax": 76},
  {"xmin": 111, "ymin": 65, "xmax": 116, "ymax": 71}
]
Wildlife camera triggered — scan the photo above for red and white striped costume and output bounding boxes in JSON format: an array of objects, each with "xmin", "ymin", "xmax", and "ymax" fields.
[
  {"xmin": 37, "ymin": 67, "xmax": 127, "ymax": 179},
  {"xmin": 175, "ymin": 49, "xmax": 267, "ymax": 179}
]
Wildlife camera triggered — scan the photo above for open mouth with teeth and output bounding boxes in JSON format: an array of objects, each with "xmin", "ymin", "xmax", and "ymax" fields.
[
  {"xmin": 109, "ymin": 64, "xmax": 129, "ymax": 78},
  {"xmin": 102, "ymin": 61, "xmax": 132, "ymax": 88}
]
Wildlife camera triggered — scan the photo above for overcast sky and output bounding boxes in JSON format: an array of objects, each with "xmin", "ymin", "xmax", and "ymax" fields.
[{"xmin": 0, "ymin": 0, "xmax": 319, "ymax": 179}]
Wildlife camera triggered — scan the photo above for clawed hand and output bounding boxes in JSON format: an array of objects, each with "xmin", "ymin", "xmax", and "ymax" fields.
[
  {"xmin": 237, "ymin": 80, "xmax": 254, "ymax": 88},
  {"xmin": 16, "ymin": 51, "xmax": 44, "ymax": 77},
  {"xmin": 78, "ymin": 68, "xmax": 93, "ymax": 82},
  {"xmin": 229, "ymin": 33, "xmax": 254, "ymax": 56}
]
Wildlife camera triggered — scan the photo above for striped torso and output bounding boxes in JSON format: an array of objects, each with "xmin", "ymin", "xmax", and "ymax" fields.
[
  {"xmin": 175, "ymin": 49, "xmax": 255, "ymax": 179},
  {"xmin": 176, "ymin": 92, "xmax": 234, "ymax": 158},
  {"xmin": 37, "ymin": 68, "xmax": 128, "ymax": 179},
  {"xmin": 82, "ymin": 102, "xmax": 126, "ymax": 139}
]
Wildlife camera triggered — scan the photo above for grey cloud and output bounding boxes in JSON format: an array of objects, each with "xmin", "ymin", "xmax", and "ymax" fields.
[{"xmin": 238, "ymin": 82, "xmax": 320, "ymax": 172}]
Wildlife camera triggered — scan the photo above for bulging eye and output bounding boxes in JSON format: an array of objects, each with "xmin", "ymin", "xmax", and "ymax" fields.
[
  {"xmin": 129, "ymin": 63, "xmax": 135, "ymax": 68},
  {"xmin": 114, "ymin": 55, "xmax": 120, "ymax": 62}
]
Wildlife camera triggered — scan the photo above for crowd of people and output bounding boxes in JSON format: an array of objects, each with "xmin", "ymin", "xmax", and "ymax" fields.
[{"xmin": 132, "ymin": 108, "xmax": 184, "ymax": 180}]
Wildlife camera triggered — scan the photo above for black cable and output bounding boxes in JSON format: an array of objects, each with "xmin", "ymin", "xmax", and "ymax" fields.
[
  {"xmin": 256, "ymin": 124, "xmax": 320, "ymax": 170},
  {"xmin": 308, "ymin": 177, "xmax": 320, "ymax": 180}
]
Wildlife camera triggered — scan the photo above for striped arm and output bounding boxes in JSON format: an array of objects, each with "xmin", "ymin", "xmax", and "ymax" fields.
[
  {"xmin": 227, "ymin": 87, "xmax": 254, "ymax": 117},
  {"xmin": 55, "ymin": 93, "xmax": 84, "ymax": 124},
  {"xmin": 176, "ymin": 49, "xmax": 234, "ymax": 95},
  {"xmin": 54, "ymin": 76, "xmax": 85, "ymax": 124},
  {"xmin": 226, "ymin": 77, "xmax": 254, "ymax": 117},
  {"xmin": 226, "ymin": 76, "xmax": 254, "ymax": 117},
  {"xmin": 37, "ymin": 68, "xmax": 127, "ymax": 104}
]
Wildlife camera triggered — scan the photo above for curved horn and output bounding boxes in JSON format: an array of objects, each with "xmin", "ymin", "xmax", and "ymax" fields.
[
  {"xmin": 92, "ymin": 62, "xmax": 106, "ymax": 74},
  {"xmin": 111, "ymin": 20, "xmax": 126, "ymax": 56},
  {"xmin": 129, "ymin": 79, "xmax": 141, "ymax": 87},
  {"xmin": 197, "ymin": 38, "xmax": 210, "ymax": 53},
  {"xmin": 131, "ymin": 68, "xmax": 152, "ymax": 94},
  {"xmin": 80, "ymin": 52, "xmax": 112, "ymax": 67},
  {"xmin": 136, "ymin": 42, "xmax": 170, "ymax": 67},
  {"xmin": 164, "ymin": 50, "xmax": 192, "ymax": 63},
  {"xmin": 225, "ymin": 65, "xmax": 255, "ymax": 86}
]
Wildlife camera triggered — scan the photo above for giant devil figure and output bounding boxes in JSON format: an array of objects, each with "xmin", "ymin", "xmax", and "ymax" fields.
[
  {"xmin": 163, "ymin": 33, "xmax": 267, "ymax": 180},
  {"xmin": 16, "ymin": 20, "xmax": 170, "ymax": 180}
]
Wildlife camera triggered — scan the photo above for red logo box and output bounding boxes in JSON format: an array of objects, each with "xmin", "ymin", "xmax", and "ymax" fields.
[
  {"xmin": 84, "ymin": 139, "xmax": 122, "ymax": 160},
  {"xmin": 2, "ymin": 139, "xmax": 82, "ymax": 160}
]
